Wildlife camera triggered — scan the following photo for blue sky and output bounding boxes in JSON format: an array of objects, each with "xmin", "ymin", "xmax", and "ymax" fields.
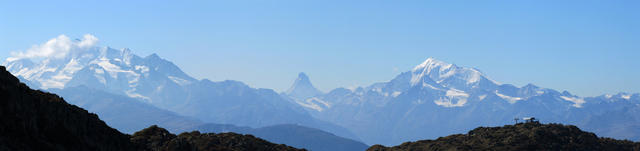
[{"xmin": 1, "ymin": 0, "xmax": 638, "ymax": 96}]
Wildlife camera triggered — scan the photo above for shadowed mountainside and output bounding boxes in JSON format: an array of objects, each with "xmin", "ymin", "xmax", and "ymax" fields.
[
  {"xmin": 0, "ymin": 66, "xmax": 303, "ymax": 151},
  {"xmin": 367, "ymin": 122, "xmax": 640, "ymax": 151},
  {"xmin": 0, "ymin": 66, "xmax": 133, "ymax": 151}
]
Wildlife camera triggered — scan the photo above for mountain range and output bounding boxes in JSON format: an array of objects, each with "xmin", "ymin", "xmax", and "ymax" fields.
[
  {"xmin": 4, "ymin": 45, "xmax": 639, "ymax": 146},
  {"xmin": 0, "ymin": 65, "xmax": 303, "ymax": 151},
  {"xmin": 3, "ymin": 62, "xmax": 637, "ymax": 151},
  {"xmin": 3, "ymin": 47, "xmax": 365, "ymax": 151},
  {"xmin": 285, "ymin": 58, "xmax": 640, "ymax": 145}
]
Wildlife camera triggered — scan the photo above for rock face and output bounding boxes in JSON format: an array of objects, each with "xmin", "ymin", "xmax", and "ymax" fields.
[
  {"xmin": 0, "ymin": 66, "xmax": 134, "ymax": 151},
  {"xmin": 367, "ymin": 122, "xmax": 640, "ymax": 151},
  {"xmin": 0, "ymin": 66, "xmax": 304, "ymax": 151}
]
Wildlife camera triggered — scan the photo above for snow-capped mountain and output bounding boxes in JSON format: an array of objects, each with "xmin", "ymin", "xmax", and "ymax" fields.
[
  {"xmin": 293, "ymin": 58, "xmax": 640, "ymax": 145},
  {"xmin": 410, "ymin": 57, "xmax": 499, "ymax": 92},
  {"xmin": 4, "ymin": 46, "xmax": 195, "ymax": 108}
]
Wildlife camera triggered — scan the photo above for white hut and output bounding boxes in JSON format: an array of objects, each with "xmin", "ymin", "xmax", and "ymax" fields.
[{"xmin": 523, "ymin": 117, "xmax": 537, "ymax": 123}]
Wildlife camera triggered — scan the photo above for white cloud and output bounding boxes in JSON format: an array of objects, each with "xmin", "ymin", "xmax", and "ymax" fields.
[
  {"xmin": 7, "ymin": 34, "xmax": 99, "ymax": 61},
  {"xmin": 77, "ymin": 34, "xmax": 99, "ymax": 48}
]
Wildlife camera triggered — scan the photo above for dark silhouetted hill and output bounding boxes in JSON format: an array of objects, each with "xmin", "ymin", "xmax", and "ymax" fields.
[
  {"xmin": 132, "ymin": 125, "xmax": 303, "ymax": 151},
  {"xmin": 0, "ymin": 66, "xmax": 303, "ymax": 151},
  {"xmin": 368, "ymin": 122, "xmax": 640, "ymax": 151},
  {"xmin": 0, "ymin": 66, "xmax": 134, "ymax": 151}
]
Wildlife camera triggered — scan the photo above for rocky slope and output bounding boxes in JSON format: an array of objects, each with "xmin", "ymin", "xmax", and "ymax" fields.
[
  {"xmin": 367, "ymin": 122, "xmax": 640, "ymax": 151},
  {"xmin": 0, "ymin": 66, "xmax": 134, "ymax": 151}
]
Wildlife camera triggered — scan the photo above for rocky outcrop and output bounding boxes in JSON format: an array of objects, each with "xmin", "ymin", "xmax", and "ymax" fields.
[
  {"xmin": 131, "ymin": 125, "xmax": 304, "ymax": 151},
  {"xmin": 368, "ymin": 122, "xmax": 640, "ymax": 151}
]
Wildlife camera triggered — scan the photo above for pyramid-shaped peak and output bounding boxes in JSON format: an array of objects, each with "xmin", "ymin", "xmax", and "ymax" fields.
[
  {"xmin": 286, "ymin": 72, "xmax": 322, "ymax": 100},
  {"xmin": 297, "ymin": 72, "xmax": 310, "ymax": 79},
  {"xmin": 290, "ymin": 72, "xmax": 314, "ymax": 90}
]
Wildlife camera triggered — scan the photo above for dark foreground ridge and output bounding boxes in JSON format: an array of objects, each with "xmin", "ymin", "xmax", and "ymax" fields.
[
  {"xmin": 0, "ymin": 66, "xmax": 303, "ymax": 151},
  {"xmin": 132, "ymin": 125, "xmax": 302, "ymax": 151},
  {"xmin": 368, "ymin": 122, "xmax": 640, "ymax": 151}
]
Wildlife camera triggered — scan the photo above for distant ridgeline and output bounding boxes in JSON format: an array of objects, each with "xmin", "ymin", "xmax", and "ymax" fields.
[
  {"xmin": 368, "ymin": 122, "xmax": 640, "ymax": 151},
  {"xmin": 0, "ymin": 66, "xmax": 303, "ymax": 151}
]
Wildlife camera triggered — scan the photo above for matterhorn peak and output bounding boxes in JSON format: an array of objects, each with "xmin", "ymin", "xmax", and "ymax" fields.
[
  {"xmin": 296, "ymin": 72, "xmax": 310, "ymax": 81},
  {"xmin": 286, "ymin": 72, "xmax": 322, "ymax": 100}
]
